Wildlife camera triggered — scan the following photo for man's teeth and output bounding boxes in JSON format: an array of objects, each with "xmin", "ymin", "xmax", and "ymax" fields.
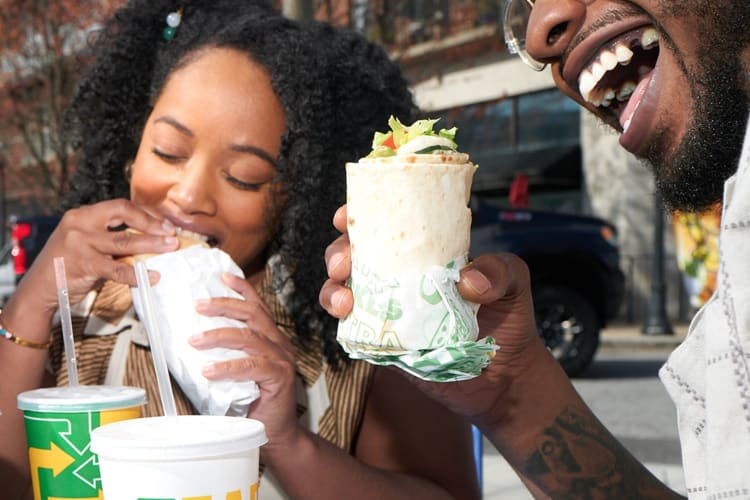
[
  {"xmin": 579, "ymin": 27, "xmax": 659, "ymax": 105},
  {"xmin": 616, "ymin": 81, "xmax": 636, "ymax": 101},
  {"xmin": 615, "ymin": 44, "xmax": 633, "ymax": 64}
]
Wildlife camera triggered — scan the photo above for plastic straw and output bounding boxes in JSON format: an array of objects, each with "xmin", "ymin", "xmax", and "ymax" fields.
[
  {"xmin": 134, "ymin": 261, "xmax": 177, "ymax": 416},
  {"xmin": 53, "ymin": 257, "xmax": 79, "ymax": 386}
]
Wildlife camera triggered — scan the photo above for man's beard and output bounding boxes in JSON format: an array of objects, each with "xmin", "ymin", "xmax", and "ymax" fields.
[
  {"xmin": 646, "ymin": 58, "xmax": 747, "ymax": 212},
  {"xmin": 644, "ymin": 1, "xmax": 750, "ymax": 212}
]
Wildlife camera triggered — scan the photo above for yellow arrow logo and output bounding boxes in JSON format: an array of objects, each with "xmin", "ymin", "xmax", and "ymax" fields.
[
  {"xmin": 29, "ymin": 442, "xmax": 75, "ymax": 500},
  {"xmin": 30, "ymin": 442, "xmax": 75, "ymax": 477}
]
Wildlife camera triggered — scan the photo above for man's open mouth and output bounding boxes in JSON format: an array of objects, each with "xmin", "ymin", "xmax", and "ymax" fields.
[{"xmin": 577, "ymin": 25, "xmax": 659, "ymax": 125}]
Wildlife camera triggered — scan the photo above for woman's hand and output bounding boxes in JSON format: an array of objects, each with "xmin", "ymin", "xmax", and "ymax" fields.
[
  {"xmin": 319, "ymin": 204, "xmax": 546, "ymax": 423},
  {"xmin": 188, "ymin": 273, "xmax": 300, "ymax": 455},
  {"xmin": 9, "ymin": 199, "xmax": 178, "ymax": 314}
]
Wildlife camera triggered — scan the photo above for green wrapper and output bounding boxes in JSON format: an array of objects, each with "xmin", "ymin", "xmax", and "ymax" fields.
[{"xmin": 336, "ymin": 256, "xmax": 499, "ymax": 382}]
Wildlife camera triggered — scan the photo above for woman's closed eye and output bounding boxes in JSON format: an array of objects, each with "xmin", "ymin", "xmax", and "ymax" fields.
[
  {"xmin": 152, "ymin": 147, "xmax": 185, "ymax": 163},
  {"xmin": 224, "ymin": 173, "xmax": 264, "ymax": 191}
]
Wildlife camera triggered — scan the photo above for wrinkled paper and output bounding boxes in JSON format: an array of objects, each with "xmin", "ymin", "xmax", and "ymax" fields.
[
  {"xmin": 131, "ymin": 246, "xmax": 259, "ymax": 416},
  {"xmin": 337, "ymin": 255, "xmax": 498, "ymax": 382}
]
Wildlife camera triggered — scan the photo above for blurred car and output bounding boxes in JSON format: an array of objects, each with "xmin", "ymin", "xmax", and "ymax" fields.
[
  {"xmin": 10, "ymin": 214, "xmax": 60, "ymax": 284},
  {"xmin": 470, "ymin": 197, "xmax": 625, "ymax": 377}
]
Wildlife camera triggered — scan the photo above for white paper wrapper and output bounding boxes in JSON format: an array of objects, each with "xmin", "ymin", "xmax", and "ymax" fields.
[
  {"xmin": 131, "ymin": 245, "xmax": 259, "ymax": 416},
  {"xmin": 337, "ymin": 156, "xmax": 498, "ymax": 382}
]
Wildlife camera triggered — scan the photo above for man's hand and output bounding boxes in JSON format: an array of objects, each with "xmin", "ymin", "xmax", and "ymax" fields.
[{"xmin": 319, "ymin": 205, "xmax": 545, "ymax": 422}]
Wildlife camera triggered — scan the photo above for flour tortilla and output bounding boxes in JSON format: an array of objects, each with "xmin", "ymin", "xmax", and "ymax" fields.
[{"xmin": 345, "ymin": 152, "xmax": 475, "ymax": 276}]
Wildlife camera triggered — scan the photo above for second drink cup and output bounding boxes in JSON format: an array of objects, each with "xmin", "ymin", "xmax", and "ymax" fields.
[{"xmin": 91, "ymin": 414, "xmax": 268, "ymax": 500}]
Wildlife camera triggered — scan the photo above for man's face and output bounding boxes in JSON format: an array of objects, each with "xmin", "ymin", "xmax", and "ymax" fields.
[{"xmin": 524, "ymin": 0, "xmax": 750, "ymax": 211}]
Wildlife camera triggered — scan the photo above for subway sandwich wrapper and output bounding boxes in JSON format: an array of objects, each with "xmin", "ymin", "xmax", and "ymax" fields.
[
  {"xmin": 337, "ymin": 117, "xmax": 498, "ymax": 382},
  {"xmin": 128, "ymin": 238, "xmax": 259, "ymax": 416}
]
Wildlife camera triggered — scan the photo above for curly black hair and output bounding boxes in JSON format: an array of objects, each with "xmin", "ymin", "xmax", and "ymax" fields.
[{"xmin": 63, "ymin": 0, "xmax": 417, "ymax": 367}]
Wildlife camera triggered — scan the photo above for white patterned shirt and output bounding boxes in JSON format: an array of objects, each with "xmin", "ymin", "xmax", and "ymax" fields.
[{"xmin": 660, "ymin": 115, "xmax": 750, "ymax": 499}]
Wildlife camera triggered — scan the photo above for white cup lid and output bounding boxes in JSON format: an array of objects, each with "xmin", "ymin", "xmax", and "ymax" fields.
[
  {"xmin": 17, "ymin": 386, "xmax": 147, "ymax": 413},
  {"xmin": 91, "ymin": 415, "xmax": 268, "ymax": 460}
]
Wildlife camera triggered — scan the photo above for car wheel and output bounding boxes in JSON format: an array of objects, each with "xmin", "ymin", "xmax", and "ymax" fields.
[{"xmin": 533, "ymin": 285, "xmax": 600, "ymax": 377}]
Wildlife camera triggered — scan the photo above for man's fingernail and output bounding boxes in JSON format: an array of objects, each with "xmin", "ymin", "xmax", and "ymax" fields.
[
  {"xmin": 463, "ymin": 267, "xmax": 491, "ymax": 295},
  {"xmin": 202, "ymin": 363, "xmax": 217, "ymax": 376},
  {"xmin": 329, "ymin": 253, "xmax": 344, "ymax": 273},
  {"xmin": 332, "ymin": 289, "xmax": 347, "ymax": 310},
  {"xmin": 164, "ymin": 236, "xmax": 178, "ymax": 245}
]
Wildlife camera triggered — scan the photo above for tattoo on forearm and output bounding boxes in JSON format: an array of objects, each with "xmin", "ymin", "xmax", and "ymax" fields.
[{"xmin": 522, "ymin": 406, "xmax": 682, "ymax": 499}]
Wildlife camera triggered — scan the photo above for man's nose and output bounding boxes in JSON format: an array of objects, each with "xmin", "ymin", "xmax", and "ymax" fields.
[{"xmin": 525, "ymin": 0, "xmax": 588, "ymax": 65}]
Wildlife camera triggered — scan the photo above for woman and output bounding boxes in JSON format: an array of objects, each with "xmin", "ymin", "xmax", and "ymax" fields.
[{"xmin": 0, "ymin": 1, "xmax": 480, "ymax": 499}]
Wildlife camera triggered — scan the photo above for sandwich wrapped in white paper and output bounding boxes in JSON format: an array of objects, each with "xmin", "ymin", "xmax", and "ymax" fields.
[
  {"xmin": 129, "ymin": 238, "xmax": 259, "ymax": 416},
  {"xmin": 337, "ymin": 117, "xmax": 498, "ymax": 382}
]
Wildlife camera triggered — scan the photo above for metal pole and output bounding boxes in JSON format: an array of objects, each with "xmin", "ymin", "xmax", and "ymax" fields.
[
  {"xmin": 642, "ymin": 191, "xmax": 674, "ymax": 335},
  {"xmin": 281, "ymin": 0, "xmax": 313, "ymax": 20},
  {"xmin": 0, "ymin": 153, "xmax": 5, "ymax": 248}
]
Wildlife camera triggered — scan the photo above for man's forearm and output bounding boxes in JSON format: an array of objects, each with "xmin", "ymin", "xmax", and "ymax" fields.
[{"xmin": 475, "ymin": 343, "xmax": 685, "ymax": 499}]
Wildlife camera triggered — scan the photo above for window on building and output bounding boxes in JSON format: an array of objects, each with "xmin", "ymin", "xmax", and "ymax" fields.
[{"xmin": 431, "ymin": 88, "xmax": 582, "ymax": 211}]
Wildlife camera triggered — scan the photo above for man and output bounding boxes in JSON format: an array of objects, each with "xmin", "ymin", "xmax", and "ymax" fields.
[{"xmin": 321, "ymin": 1, "xmax": 750, "ymax": 498}]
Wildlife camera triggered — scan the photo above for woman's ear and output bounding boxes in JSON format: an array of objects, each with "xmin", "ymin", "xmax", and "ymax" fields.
[{"xmin": 124, "ymin": 161, "xmax": 133, "ymax": 181}]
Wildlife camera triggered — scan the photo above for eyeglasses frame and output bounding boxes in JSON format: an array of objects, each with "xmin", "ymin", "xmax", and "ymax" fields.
[{"xmin": 502, "ymin": 0, "xmax": 546, "ymax": 71}]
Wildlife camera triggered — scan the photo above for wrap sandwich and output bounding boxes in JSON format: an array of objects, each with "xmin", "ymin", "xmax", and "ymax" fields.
[
  {"xmin": 122, "ymin": 228, "xmax": 260, "ymax": 416},
  {"xmin": 337, "ymin": 117, "xmax": 498, "ymax": 382}
]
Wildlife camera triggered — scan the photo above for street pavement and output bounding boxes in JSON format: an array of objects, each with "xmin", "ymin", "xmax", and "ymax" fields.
[{"xmin": 479, "ymin": 322, "xmax": 689, "ymax": 499}]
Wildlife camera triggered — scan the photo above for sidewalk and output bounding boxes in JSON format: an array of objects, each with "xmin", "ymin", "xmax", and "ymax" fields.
[{"xmin": 599, "ymin": 321, "xmax": 689, "ymax": 350}]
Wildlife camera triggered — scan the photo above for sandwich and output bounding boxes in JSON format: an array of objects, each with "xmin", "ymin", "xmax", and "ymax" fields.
[{"xmin": 336, "ymin": 116, "xmax": 497, "ymax": 382}]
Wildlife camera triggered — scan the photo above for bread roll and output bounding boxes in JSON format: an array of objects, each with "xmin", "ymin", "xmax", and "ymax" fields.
[{"xmin": 119, "ymin": 229, "xmax": 208, "ymax": 266}]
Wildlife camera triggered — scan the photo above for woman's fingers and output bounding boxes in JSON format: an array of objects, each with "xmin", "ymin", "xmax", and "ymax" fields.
[
  {"xmin": 66, "ymin": 199, "xmax": 174, "ymax": 236},
  {"xmin": 203, "ymin": 352, "xmax": 291, "ymax": 382},
  {"xmin": 191, "ymin": 274, "xmax": 295, "ymax": 362},
  {"xmin": 219, "ymin": 273, "xmax": 272, "ymax": 316},
  {"xmin": 192, "ymin": 327, "xmax": 293, "ymax": 381}
]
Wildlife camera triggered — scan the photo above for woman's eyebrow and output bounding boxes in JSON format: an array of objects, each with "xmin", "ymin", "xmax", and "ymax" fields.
[
  {"xmin": 230, "ymin": 144, "xmax": 279, "ymax": 169},
  {"xmin": 153, "ymin": 115, "xmax": 194, "ymax": 137}
]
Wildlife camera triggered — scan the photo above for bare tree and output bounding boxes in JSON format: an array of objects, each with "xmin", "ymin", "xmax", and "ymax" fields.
[{"xmin": 0, "ymin": 0, "xmax": 122, "ymax": 214}]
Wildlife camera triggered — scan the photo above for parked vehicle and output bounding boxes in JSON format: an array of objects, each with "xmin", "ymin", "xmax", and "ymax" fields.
[
  {"xmin": 10, "ymin": 214, "xmax": 60, "ymax": 284},
  {"xmin": 470, "ymin": 197, "xmax": 625, "ymax": 377}
]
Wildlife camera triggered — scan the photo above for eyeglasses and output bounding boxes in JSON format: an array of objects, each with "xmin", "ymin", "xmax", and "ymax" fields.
[{"xmin": 503, "ymin": 0, "xmax": 547, "ymax": 71}]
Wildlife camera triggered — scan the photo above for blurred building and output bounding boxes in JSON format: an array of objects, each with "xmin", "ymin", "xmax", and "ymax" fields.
[{"xmin": 0, "ymin": 0, "xmax": 125, "ymax": 221}]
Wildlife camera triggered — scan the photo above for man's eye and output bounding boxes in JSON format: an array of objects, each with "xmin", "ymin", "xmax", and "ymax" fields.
[{"xmin": 152, "ymin": 148, "xmax": 183, "ymax": 162}]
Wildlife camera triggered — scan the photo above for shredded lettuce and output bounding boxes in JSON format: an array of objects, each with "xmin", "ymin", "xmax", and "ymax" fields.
[{"xmin": 367, "ymin": 116, "xmax": 458, "ymax": 158}]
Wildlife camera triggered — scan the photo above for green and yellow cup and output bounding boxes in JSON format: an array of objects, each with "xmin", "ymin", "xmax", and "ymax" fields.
[{"xmin": 17, "ymin": 385, "xmax": 146, "ymax": 500}]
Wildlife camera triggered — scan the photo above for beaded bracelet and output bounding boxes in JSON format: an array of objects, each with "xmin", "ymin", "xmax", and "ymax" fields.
[{"xmin": 0, "ymin": 314, "xmax": 52, "ymax": 350}]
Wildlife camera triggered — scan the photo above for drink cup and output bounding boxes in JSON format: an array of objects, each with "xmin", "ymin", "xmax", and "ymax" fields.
[
  {"xmin": 17, "ymin": 385, "xmax": 147, "ymax": 500},
  {"xmin": 90, "ymin": 415, "xmax": 268, "ymax": 500}
]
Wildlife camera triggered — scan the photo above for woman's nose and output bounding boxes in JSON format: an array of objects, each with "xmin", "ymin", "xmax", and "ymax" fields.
[
  {"xmin": 167, "ymin": 163, "xmax": 217, "ymax": 216},
  {"xmin": 525, "ymin": 0, "xmax": 588, "ymax": 65}
]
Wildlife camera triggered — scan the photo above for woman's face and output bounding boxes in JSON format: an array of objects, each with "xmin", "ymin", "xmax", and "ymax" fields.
[{"xmin": 130, "ymin": 47, "xmax": 286, "ymax": 277}]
